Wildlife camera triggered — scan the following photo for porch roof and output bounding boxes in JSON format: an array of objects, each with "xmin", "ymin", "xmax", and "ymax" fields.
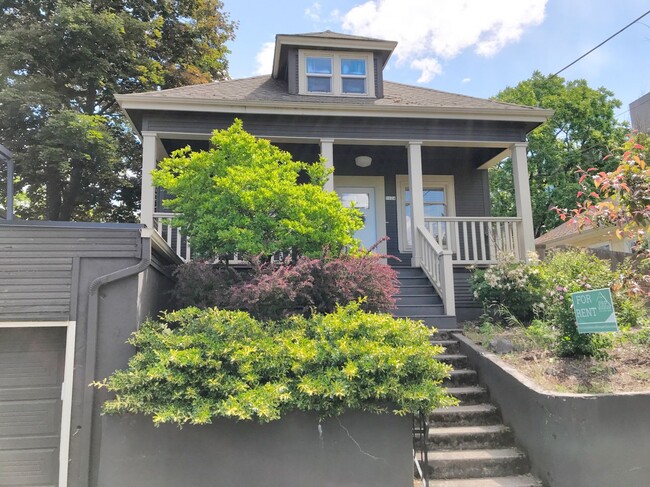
[{"xmin": 117, "ymin": 76, "xmax": 553, "ymax": 134}]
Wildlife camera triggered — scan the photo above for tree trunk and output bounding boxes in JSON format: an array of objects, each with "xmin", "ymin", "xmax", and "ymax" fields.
[
  {"xmin": 45, "ymin": 163, "xmax": 62, "ymax": 220},
  {"xmin": 59, "ymin": 162, "xmax": 84, "ymax": 221}
]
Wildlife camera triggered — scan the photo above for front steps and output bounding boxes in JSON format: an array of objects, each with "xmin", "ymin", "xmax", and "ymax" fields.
[
  {"xmin": 394, "ymin": 267, "xmax": 456, "ymax": 329},
  {"xmin": 413, "ymin": 331, "xmax": 541, "ymax": 487}
]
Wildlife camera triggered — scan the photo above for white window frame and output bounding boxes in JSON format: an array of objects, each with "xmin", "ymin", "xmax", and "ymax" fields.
[
  {"xmin": 396, "ymin": 175, "xmax": 456, "ymax": 253},
  {"xmin": 0, "ymin": 320, "xmax": 76, "ymax": 487},
  {"xmin": 299, "ymin": 50, "xmax": 375, "ymax": 97}
]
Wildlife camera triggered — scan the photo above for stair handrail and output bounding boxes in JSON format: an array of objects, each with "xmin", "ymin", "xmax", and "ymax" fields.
[
  {"xmin": 413, "ymin": 412, "xmax": 429, "ymax": 487},
  {"xmin": 416, "ymin": 225, "xmax": 456, "ymax": 317}
]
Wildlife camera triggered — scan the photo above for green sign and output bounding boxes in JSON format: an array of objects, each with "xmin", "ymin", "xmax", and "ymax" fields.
[{"xmin": 571, "ymin": 288, "xmax": 618, "ymax": 333}]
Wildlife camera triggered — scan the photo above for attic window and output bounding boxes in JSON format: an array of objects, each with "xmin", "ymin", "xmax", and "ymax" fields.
[{"xmin": 300, "ymin": 50, "xmax": 375, "ymax": 97}]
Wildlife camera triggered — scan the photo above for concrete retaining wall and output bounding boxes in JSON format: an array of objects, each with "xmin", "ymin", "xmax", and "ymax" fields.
[
  {"xmin": 95, "ymin": 411, "xmax": 413, "ymax": 487},
  {"xmin": 455, "ymin": 333, "xmax": 650, "ymax": 487}
]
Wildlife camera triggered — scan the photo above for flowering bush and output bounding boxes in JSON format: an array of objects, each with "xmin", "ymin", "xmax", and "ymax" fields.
[
  {"xmin": 471, "ymin": 249, "xmax": 648, "ymax": 357},
  {"xmin": 95, "ymin": 302, "xmax": 456, "ymax": 424},
  {"xmin": 172, "ymin": 253, "xmax": 399, "ymax": 321},
  {"xmin": 539, "ymin": 248, "xmax": 647, "ymax": 357},
  {"xmin": 470, "ymin": 253, "xmax": 544, "ymax": 325}
]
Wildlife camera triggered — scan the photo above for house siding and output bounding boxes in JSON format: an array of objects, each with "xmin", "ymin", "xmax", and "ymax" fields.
[
  {"xmin": 287, "ymin": 47, "xmax": 299, "ymax": 95},
  {"xmin": 0, "ymin": 224, "xmax": 142, "ymax": 321},
  {"xmin": 143, "ymin": 111, "xmax": 528, "ymax": 143}
]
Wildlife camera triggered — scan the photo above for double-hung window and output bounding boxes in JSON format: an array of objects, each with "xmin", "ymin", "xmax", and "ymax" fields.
[
  {"xmin": 300, "ymin": 51, "xmax": 374, "ymax": 97},
  {"xmin": 306, "ymin": 57, "xmax": 332, "ymax": 93}
]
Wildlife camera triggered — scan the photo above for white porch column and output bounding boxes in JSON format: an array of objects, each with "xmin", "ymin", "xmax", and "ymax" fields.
[
  {"xmin": 407, "ymin": 141, "xmax": 425, "ymax": 267},
  {"xmin": 141, "ymin": 132, "xmax": 164, "ymax": 229},
  {"xmin": 320, "ymin": 138, "xmax": 335, "ymax": 192},
  {"xmin": 511, "ymin": 142, "xmax": 535, "ymax": 258}
]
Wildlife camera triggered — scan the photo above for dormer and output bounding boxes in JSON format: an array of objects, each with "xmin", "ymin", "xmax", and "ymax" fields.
[{"xmin": 272, "ymin": 31, "xmax": 397, "ymax": 99}]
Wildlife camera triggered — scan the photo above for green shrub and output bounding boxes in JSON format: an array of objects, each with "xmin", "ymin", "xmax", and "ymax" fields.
[
  {"xmin": 524, "ymin": 319, "xmax": 556, "ymax": 349},
  {"xmin": 152, "ymin": 120, "xmax": 362, "ymax": 260},
  {"xmin": 96, "ymin": 302, "xmax": 456, "ymax": 425},
  {"xmin": 470, "ymin": 254, "xmax": 544, "ymax": 325},
  {"xmin": 540, "ymin": 249, "xmax": 618, "ymax": 358}
]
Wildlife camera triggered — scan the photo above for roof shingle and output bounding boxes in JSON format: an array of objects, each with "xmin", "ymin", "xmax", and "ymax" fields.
[{"xmin": 122, "ymin": 75, "xmax": 545, "ymax": 112}]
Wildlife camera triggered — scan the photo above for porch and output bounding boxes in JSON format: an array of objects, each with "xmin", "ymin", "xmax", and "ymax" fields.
[{"xmin": 141, "ymin": 133, "xmax": 535, "ymax": 321}]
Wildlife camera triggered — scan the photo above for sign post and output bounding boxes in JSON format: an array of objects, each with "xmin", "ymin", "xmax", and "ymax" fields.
[{"xmin": 571, "ymin": 288, "xmax": 618, "ymax": 333}]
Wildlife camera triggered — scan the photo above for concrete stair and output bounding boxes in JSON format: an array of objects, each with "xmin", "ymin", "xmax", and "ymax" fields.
[
  {"xmin": 394, "ymin": 267, "xmax": 457, "ymax": 329},
  {"xmin": 412, "ymin": 330, "xmax": 541, "ymax": 486}
]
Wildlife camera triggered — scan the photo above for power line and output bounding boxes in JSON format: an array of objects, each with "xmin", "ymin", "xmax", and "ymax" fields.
[{"xmin": 553, "ymin": 9, "xmax": 650, "ymax": 77}]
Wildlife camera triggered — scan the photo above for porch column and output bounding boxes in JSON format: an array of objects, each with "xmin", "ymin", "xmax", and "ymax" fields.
[
  {"xmin": 511, "ymin": 142, "xmax": 535, "ymax": 258},
  {"xmin": 320, "ymin": 138, "xmax": 335, "ymax": 192},
  {"xmin": 407, "ymin": 141, "xmax": 425, "ymax": 267},
  {"xmin": 141, "ymin": 131, "xmax": 164, "ymax": 229}
]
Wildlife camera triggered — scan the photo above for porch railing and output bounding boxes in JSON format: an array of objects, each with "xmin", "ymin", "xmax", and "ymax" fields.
[
  {"xmin": 153, "ymin": 212, "xmax": 191, "ymax": 262},
  {"xmin": 416, "ymin": 225, "xmax": 455, "ymax": 316},
  {"xmin": 424, "ymin": 216, "xmax": 522, "ymax": 265}
]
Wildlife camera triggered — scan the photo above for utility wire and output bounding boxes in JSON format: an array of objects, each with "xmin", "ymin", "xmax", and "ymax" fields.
[{"xmin": 553, "ymin": 9, "xmax": 650, "ymax": 77}]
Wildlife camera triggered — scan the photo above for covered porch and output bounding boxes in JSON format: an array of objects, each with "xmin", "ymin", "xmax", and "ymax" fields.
[{"xmin": 141, "ymin": 132, "xmax": 535, "ymax": 320}]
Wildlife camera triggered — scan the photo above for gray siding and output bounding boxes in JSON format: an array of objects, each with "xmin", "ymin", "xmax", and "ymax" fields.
[
  {"xmin": 287, "ymin": 47, "xmax": 299, "ymax": 95},
  {"xmin": 0, "ymin": 327, "xmax": 65, "ymax": 487},
  {"xmin": 0, "ymin": 224, "xmax": 141, "ymax": 321},
  {"xmin": 373, "ymin": 54, "xmax": 383, "ymax": 98},
  {"xmin": 144, "ymin": 112, "xmax": 529, "ymax": 143}
]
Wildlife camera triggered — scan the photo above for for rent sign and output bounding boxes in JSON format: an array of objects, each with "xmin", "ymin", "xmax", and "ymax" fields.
[{"xmin": 571, "ymin": 288, "xmax": 618, "ymax": 333}]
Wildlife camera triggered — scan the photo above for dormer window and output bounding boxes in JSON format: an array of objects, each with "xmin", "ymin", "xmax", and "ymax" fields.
[{"xmin": 299, "ymin": 50, "xmax": 375, "ymax": 97}]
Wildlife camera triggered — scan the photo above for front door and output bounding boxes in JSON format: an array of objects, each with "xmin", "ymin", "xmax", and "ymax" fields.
[{"xmin": 336, "ymin": 187, "xmax": 377, "ymax": 249}]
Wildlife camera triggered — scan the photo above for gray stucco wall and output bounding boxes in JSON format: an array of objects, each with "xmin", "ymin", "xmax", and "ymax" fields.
[
  {"xmin": 0, "ymin": 222, "xmax": 179, "ymax": 487},
  {"xmin": 456, "ymin": 334, "xmax": 650, "ymax": 487},
  {"xmin": 94, "ymin": 411, "xmax": 412, "ymax": 487}
]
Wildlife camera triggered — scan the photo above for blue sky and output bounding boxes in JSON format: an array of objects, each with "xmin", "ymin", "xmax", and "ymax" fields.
[{"xmin": 221, "ymin": 0, "xmax": 650, "ymax": 123}]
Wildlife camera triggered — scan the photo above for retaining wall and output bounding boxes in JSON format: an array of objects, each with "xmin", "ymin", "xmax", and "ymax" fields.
[{"xmin": 456, "ymin": 333, "xmax": 650, "ymax": 487}]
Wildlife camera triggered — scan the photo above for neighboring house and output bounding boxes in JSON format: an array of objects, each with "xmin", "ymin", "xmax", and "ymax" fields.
[
  {"xmin": 630, "ymin": 92, "xmax": 650, "ymax": 133},
  {"xmin": 535, "ymin": 219, "xmax": 636, "ymax": 254},
  {"xmin": 116, "ymin": 31, "xmax": 552, "ymax": 321}
]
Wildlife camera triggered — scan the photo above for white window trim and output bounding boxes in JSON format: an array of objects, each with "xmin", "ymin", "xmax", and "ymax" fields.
[
  {"xmin": 299, "ymin": 50, "xmax": 375, "ymax": 97},
  {"xmin": 0, "ymin": 320, "xmax": 76, "ymax": 487},
  {"xmin": 396, "ymin": 175, "xmax": 456, "ymax": 253}
]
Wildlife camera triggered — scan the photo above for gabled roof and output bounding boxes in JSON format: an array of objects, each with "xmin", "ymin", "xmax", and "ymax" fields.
[
  {"xmin": 117, "ymin": 75, "xmax": 550, "ymax": 116},
  {"xmin": 534, "ymin": 219, "xmax": 608, "ymax": 246},
  {"xmin": 272, "ymin": 30, "xmax": 397, "ymax": 78},
  {"xmin": 289, "ymin": 30, "xmax": 388, "ymax": 42}
]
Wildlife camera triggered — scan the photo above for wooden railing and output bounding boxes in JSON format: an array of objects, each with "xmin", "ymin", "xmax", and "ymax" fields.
[
  {"xmin": 416, "ymin": 225, "xmax": 455, "ymax": 316},
  {"xmin": 424, "ymin": 217, "xmax": 522, "ymax": 264},
  {"xmin": 153, "ymin": 212, "xmax": 191, "ymax": 262}
]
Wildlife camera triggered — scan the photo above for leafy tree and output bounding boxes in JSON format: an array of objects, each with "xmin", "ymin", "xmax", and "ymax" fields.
[
  {"xmin": 0, "ymin": 0, "xmax": 236, "ymax": 221},
  {"xmin": 152, "ymin": 120, "xmax": 363, "ymax": 260},
  {"xmin": 491, "ymin": 71, "xmax": 627, "ymax": 236},
  {"xmin": 558, "ymin": 132, "xmax": 649, "ymax": 262}
]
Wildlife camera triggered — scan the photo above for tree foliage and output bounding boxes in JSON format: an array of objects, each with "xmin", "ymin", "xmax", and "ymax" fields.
[
  {"xmin": 491, "ymin": 71, "xmax": 627, "ymax": 236},
  {"xmin": 152, "ymin": 120, "xmax": 363, "ymax": 260},
  {"xmin": 558, "ymin": 132, "xmax": 649, "ymax": 262},
  {"xmin": 95, "ymin": 302, "xmax": 457, "ymax": 424},
  {"xmin": 0, "ymin": 0, "xmax": 236, "ymax": 220}
]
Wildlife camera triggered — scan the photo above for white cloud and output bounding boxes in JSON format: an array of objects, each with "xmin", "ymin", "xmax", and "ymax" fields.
[
  {"xmin": 462, "ymin": 77, "xmax": 471, "ymax": 84},
  {"xmin": 410, "ymin": 58, "xmax": 442, "ymax": 84},
  {"xmin": 253, "ymin": 41, "xmax": 275, "ymax": 75},
  {"xmin": 342, "ymin": 0, "xmax": 547, "ymax": 82},
  {"xmin": 305, "ymin": 2, "xmax": 322, "ymax": 22}
]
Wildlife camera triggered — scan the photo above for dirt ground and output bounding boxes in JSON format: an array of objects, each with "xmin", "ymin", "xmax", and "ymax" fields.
[{"xmin": 465, "ymin": 325, "xmax": 650, "ymax": 394}]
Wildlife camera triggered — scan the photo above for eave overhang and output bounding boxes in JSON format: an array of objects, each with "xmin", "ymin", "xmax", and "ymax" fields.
[{"xmin": 115, "ymin": 93, "xmax": 554, "ymax": 137}]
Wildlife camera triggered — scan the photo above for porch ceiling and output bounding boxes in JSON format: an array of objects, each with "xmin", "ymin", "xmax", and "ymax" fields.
[{"xmin": 160, "ymin": 138, "xmax": 506, "ymax": 169}]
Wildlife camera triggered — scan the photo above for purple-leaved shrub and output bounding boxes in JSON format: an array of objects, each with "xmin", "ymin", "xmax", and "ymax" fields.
[{"xmin": 172, "ymin": 253, "xmax": 399, "ymax": 321}]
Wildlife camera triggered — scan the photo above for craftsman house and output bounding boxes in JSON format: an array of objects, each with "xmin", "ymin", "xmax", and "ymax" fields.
[{"xmin": 117, "ymin": 31, "xmax": 552, "ymax": 322}]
